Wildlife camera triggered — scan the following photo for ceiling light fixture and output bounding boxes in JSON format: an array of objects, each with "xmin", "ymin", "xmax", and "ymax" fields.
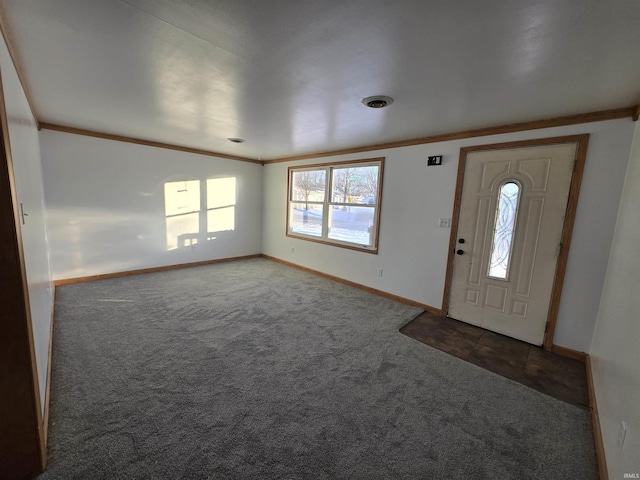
[
  {"xmin": 362, "ymin": 95, "xmax": 394, "ymax": 109},
  {"xmin": 227, "ymin": 137, "xmax": 245, "ymax": 143}
]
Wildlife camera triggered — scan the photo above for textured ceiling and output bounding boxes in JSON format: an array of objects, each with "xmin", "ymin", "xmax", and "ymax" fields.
[{"xmin": 2, "ymin": 0, "xmax": 640, "ymax": 160}]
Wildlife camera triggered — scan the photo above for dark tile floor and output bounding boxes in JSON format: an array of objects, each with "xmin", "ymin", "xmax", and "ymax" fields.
[{"xmin": 400, "ymin": 312, "xmax": 590, "ymax": 408}]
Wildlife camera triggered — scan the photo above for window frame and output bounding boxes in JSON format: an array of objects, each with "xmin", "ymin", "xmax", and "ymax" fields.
[{"xmin": 286, "ymin": 157, "xmax": 384, "ymax": 254}]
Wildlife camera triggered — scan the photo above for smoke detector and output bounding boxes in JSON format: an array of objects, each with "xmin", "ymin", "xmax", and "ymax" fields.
[{"xmin": 362, "ymin": 95, "xmax": 394, "ymax": 109}]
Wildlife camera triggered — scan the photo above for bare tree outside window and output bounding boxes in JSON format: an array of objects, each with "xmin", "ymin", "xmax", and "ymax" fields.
[
  {"xmin": 292, "ymin": 170, "xmax": 325, "ymax": 210},
  {"xmin": 333, "ymin": 166, "xmax": 378, "ymax": 203},
  {"xmin": 359, "ymin": 166, "xmax": 378, "ymax": 199},
  {"xmin": 332, "ymin": 168, "xmax": 355, "ymax": 204},
  {"xmin": 287, "ymin": 158, "xmax": 384, "ymax": 252}
]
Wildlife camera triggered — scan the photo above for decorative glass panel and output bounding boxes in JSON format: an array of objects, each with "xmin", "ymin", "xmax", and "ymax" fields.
[{"xmin": 488, "ymin": 182, "xmax": 520, "ymax": 279}]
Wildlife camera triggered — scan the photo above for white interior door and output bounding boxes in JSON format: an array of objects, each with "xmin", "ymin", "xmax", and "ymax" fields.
[{"xmin": 448, "ymin": 142, "xmax": 578, "ymax": 345}]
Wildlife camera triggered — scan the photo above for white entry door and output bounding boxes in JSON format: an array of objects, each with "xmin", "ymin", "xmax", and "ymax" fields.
[{"xmin": 448, "ymin": 141, "xmax": 578, "ymax": 345}]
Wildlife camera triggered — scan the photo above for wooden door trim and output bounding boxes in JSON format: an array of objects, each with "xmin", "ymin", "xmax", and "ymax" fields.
[
  {"xmin": 0, "ymin": 68, "xmax": 45, "ymax": 476},
  {"xmin": 441, "ymin": 134, "xmax": 590, "ymax": 350}
]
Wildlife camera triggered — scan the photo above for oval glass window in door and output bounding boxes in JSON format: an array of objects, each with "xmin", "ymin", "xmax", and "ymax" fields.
[{"xmin": 488, "ymin": 181, "xmax": 520, "ymax": 279}]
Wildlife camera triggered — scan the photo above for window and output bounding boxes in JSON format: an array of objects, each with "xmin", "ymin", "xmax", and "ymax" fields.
[
  {"xmin": 488, "ymin": 181, "xmax": 520, "ymax": 279},
  {"xmin": 287, "ymin": 158, "xmax": 384, "ymax": 253}
]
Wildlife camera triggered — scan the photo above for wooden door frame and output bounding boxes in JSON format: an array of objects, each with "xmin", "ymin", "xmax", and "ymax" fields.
[
  {"xmin": 441, "ymin": 134, "xmax": 590, "ymax": 350},
  {"xmin": 0, "ymin": 67, "xmax": 45, "ymax": 477}
]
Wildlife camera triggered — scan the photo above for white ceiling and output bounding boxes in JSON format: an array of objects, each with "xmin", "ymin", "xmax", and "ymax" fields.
[{"xmin": 2, "ymin": 0, "xmax": 640, "ymax": 160}]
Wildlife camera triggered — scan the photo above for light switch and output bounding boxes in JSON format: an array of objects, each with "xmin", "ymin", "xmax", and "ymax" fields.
[{"xmin": 439, "ymin": 218, "xmax": 451, "ymax": 228}]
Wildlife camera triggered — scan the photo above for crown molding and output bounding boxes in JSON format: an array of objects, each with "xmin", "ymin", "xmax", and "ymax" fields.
[
  {"xmin": 39, "ymin": 123, "xmax": 263, "ymax": 165},
  {"xmin": 265, "ymin": 106, "xmax": 636, "ymax": 164}
]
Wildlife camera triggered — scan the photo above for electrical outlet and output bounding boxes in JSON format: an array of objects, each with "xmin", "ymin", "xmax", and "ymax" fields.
[
  {"xmin": 377, "ymin": 268, "xmax": 383, "ymax": 277},
  {"xmin": 618, "ymin": 421, "xmax": 628, "ymax": 451}
]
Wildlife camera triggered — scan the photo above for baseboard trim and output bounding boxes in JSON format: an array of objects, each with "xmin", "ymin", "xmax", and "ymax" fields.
[
  {"xmin": 550, "ymin": 344, "xmax": 587, "ymax": 363},
  {"xmin": 586, "ymin": 355, "xmax": 608, "ymax": 480},
  {"xmin": 261, "ymin": 254, "xmax": 442, "ymax": 315},
  {"xmin": 41, "ymin": 285, "xmax": 56, "ymax": 452},
  {"xmin": 53, "ymin": 253, "xmax": 442, "ymax": 313},
  {"xmin": 43, "ymin": 253, "xmax": 606, "ymax": 479},
  {"xmin": 53, "ymin": 254, "xmax": 263, "ymax": 286}
]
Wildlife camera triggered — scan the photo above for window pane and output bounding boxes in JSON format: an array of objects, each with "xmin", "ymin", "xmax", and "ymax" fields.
[
  {"xmin": 286, "ymin": 159, "xmax": 383, "ymax": 252},
  {"xmin": 331, "ymin": 165, "xmax": 378, "ymax": 204},
  {"xmin": 164, "ymin": 180, "xmax": 200, "ymax": 216},
  {"xmin": 328, "ymin": 205, "xmax": 375, "ymax": 246},
  {"xmin": 488, "ymin": 182, "xmax": 520, "ymax": 279},
  {"xmin": 207, "ymin": 177, "xmax": 236, "ymax": 209},
  {"xmin": 291, "ymin": 170, "xmax": 326, "ymax": 203},
  {"xmin": 166, "ymin": 212, "xmax": 199, "ymax": 250},
  {"xmin": 289, "ymin": 202, "xmax": 323, "ymax": 237},
  {"xmin": 207, "ymin": 206, "xmax": 235, "ymax": 232}
]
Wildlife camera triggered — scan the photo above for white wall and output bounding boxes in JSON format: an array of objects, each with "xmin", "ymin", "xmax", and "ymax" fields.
[
  {"xmin": 590, "ymin": 122, "xmax": 640, "ymax": 479},
  {"xmin": 263, "ymin": 118, "xmax": 634, "ymax": 352},
  {"xmin": 0, "ymin": 34, "xmax": 53, "ymax": 413},
  {"xmin": 40, "ymin": 131, "xmax": 263, "ymax": 279}
]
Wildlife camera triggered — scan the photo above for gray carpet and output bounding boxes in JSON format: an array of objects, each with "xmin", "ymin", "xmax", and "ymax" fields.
[{"xmin": 41, "ymin": 258, "xmax": 596, "ymax": 479}]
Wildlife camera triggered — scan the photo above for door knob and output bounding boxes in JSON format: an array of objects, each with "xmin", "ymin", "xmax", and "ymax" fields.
[
  {"xmin": 456, "ymin": 249, "xmax": 464, "ymax": 255},
  {"xmin": 458, "ymin": 238, "xmax": 465, "ymax": 244}
]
